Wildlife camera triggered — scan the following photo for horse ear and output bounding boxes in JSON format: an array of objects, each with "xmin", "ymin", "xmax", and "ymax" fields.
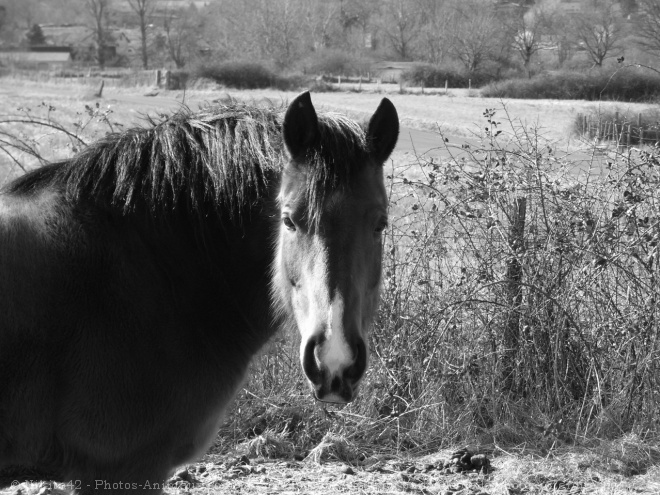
[
  {"xmin": 367, "ymin": 98, "xmax": 399, "ymax": 163},
  {"xmin": 283, "ymin": 91, "xmax": 319, "ymax": 160}
]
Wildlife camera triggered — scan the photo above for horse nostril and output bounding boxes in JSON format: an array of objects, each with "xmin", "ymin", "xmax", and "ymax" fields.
[
  {"xmin": 343, "ymin": 338, "xmax": 367, "ymax": 382},
  {"xmin": 302, "ymin": 337, "xmax": 322, "ymax": 386}
]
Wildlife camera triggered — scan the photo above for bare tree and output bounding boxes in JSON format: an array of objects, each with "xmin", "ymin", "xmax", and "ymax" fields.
[
  {"xmin": 128, "ymin": 0, "xmax": 155, "ymax": 69},
  {"xmin": 0, "ymin": 0, "xmax": 40, "ymax": 44},
  {"xmin": 380, "ymin": 0, "xmax": 421, "ymax": 60},
  {"xmin": 202, "ymin": 0, "xmax": 376, "ymax": 66},
  {"xmin": 571, "ymin": 0, "xmax": 623, "ymax": 68},
  {"xmin": 9, "ymin": 0, "xmax": 39, "ymax": 29},
  {"xmin": 0, "ymin": 6, "xmax": 7, "ymax": 35},
  {"xmin": 253, "ymin": 0, "xmax": 309, "ymax": 69},
  {"xmin": 199, "ymin": 0, "xmax": 255, "ymax": 60},
  {"xmin": 507, "ymin": 5, "xmax": 552, "ymax": 78},
  {"xmin": 545, "ymin": 8, "xmax": 574, "ymax": 68},
  {"xmin": 163, "ymin": 4, "xmax": 200, "ymax": 68},
  {"xmin": 417, "ymin": 0, "xmax": 452, "ymax": 64},
  {"xmin": 308, "ymin": 0, "xmax": 340, "ymax": 50},
  {"xmin": 336, "ymin": 0, "xmax": 381, "ymax": 52},
  {"xmin": 86, "ymin": 0, "xmax": 111, "ymax": 69},
  {"xmin": 448, "ymin": 0, "xmax": 504, "ymax": 73},
  {"xmin": 636, "ymin": 0, "xmax": 660, "ymax": 57}
]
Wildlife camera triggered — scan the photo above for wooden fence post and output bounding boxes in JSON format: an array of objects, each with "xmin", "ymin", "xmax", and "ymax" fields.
[
  {"xmin": 577, "ymin": 113, "xmax": 583, "ymax": 134},
  {"xmin": 94, "ymin": 79, "xmax": 104, "ymax": 98},
  {"xmin": 584, "ymin": 115, "xmax": 589, "ymax": 137}
]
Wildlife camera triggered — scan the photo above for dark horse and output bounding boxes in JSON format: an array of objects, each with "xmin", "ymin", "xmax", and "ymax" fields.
[{"xmin": 0, "ymin": 92, "xmax": 398, "ymax": 493}]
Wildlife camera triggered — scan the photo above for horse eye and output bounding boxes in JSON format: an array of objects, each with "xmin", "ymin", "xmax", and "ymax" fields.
[
  {"xmin": 375, "ymin": 220, "xmax": 388, "ymax": 234},
  {"xmin": 282, "ymin": 216, "xmax": 296, "ymax": 231}
]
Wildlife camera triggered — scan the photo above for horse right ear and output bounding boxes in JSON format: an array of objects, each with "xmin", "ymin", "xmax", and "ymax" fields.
[
  {"xmin": 283, "ymin": 91, "xmax": 319, "ymax": 160},
  {"xmin": 367, "ymin": 98, "xmax": 399, "ymax": 163}
]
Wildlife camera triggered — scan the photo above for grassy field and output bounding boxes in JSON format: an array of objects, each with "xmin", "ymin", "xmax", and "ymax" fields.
[
  {"xmin": 2, "ymin": 76, "xmax": 658, "ymax": 148},
  {"xmin": 2, "ymin": 76, "xmax": 655, "ymax": 182},
  {"xmin": 1, "ymin": 77, "xmax": 660, "ymax": 494}
]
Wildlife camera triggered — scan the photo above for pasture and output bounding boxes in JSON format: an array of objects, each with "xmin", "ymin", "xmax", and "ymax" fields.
[{"xmin": 1, "ymin": 77, "xmax": 659, "ymax": 495}]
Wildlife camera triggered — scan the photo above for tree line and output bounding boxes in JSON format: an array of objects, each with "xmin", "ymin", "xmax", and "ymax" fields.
[{"xmin": 0, "ymin": 0, "xmax": 659, "ymax": 77}]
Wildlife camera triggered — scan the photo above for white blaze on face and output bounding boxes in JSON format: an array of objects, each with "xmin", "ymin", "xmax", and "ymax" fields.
[
  {"xmin": 287, "ymin": 236, "xmax": 352, "ymax": 376},
  {"xmin": 321, "ymin": 293, "xmax": 352, "ymax": 375}
]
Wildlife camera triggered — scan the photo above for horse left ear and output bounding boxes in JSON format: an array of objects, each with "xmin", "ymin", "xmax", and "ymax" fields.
[
  {"xmin": 367, "ymin": 98, "xmax": 399, "ymax": 163},
  {"xmin": 283, "ymin": 91, "xmax": 319, "ymax": 160}
]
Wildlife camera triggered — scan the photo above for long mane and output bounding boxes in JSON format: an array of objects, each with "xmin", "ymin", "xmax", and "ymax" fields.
[
  {"xmin": 5, "ymin": 101, "xmax": 371, "ymax": 224},
  {"xmin": 65, "ymin": 103, "xmax": 283, "ymax": 218}
]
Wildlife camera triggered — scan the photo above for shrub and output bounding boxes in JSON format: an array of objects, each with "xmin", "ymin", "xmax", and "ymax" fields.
[
  {"xmin": 195, "ymin": 61, "xmax": 308, "ymax": 91},
  {"xmin": 195, "ymin": 61, "xmax": 277, "ymax": 89},
  {"xmin": 482, "ymin": 68, "xmax": 660, "ymax": 101},
  {"xmin": 271, "ymin": 73, "xmax": 309, "ymax": 91},
  {"xmin": 402, "ymin": 63, "xmax": 500, "ymax": 88}
]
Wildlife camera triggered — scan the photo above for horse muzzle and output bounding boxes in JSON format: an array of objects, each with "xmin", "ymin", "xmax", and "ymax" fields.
[{"xmin": 301, "ymin": 335, "xmax": 367, "ymax": 404}]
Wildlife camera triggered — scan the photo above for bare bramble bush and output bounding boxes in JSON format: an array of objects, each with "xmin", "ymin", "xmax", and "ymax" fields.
[
  {"xmin": 227, "ymin": 108, "xmax": 660, "ymax": 459},
  {"xmin": 0, "ymin": 102, "xmax": 122, "ymax": 183},
  {"xmin": 373, "ymin": 110, "xmax": 660, "ymax": 443}
]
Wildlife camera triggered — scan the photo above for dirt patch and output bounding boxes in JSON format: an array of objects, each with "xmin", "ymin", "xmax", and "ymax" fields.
[{"xmin": 5, "ymin": 447, "xmax": 659, "ymax": 495}]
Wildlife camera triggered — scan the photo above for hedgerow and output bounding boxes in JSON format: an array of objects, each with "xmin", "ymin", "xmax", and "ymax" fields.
[
  {"xmin": 195, "ymin": 61, "xmax": 307, "ymax": 91},
  {"xmin": 482, "ymin": 69, "xmax": 660, "ymax": 101},
  {"xmin": 402, "ymin": 63, "xmax": 500, "ymax": 88}
]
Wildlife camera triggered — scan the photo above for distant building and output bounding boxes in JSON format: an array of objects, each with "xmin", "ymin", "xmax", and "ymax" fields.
[
  {"xmin": 0, "ymin": 50, "xmax": 72, "ymax": 69},
  {"xmin": 29, "ymin": 45, "xmax": 73, "ymax": 53}
]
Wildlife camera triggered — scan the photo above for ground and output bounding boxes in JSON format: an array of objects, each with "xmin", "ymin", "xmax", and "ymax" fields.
[
  {"xmin": 175, "ymin": 441, "xmax": 660, "ymax": 495},
  {"xmin": 4, "ymin": 448, "xmax": 660, "ymax": 495}
]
